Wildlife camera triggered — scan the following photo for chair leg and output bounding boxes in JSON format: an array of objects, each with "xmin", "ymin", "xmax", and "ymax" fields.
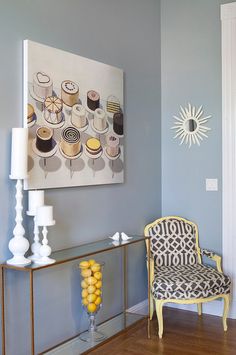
[
  {"xmin": 150, "ymin": 293, "xmax": 154, "ymax": 320},
  {"xmin": 197, "ymin": 303, "xmax": 202, "ymax": 316},
  {"xmin": 155, "ymin": 300, "xmax": 164, "ymax": 339},
  {"xmin": 222, "ymin": 294, "xmax": 230, "ymax": 331}
]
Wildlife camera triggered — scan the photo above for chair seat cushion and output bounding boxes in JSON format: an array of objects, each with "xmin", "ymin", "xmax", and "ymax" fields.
[{"xmin": 152, "ymin": 263, "xmax": 231, "ymax": 300}]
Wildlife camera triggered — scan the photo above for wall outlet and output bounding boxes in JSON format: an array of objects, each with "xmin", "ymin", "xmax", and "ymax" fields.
[{"xmin": 206, "ymin": 178, "xmax": 218, "ymax": 191}]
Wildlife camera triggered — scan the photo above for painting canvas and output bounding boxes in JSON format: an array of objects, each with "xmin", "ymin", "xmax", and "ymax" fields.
[{"xmin": 23, "ymin": 40, "xmax": 124, "ymax": 190}]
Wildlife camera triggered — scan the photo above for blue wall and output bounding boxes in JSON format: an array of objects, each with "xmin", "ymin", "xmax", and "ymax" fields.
[
  {"xmin": 161, "ymin": 0, "xmax": 228, "ymax": 254},
  {"xmin": 0, "ymin": 0, "xmax": 161, "ymax": 354}
]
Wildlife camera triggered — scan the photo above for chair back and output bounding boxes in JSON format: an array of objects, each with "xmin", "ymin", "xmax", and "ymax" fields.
[{"xmin": 144, "ymin": 216, "xmax": 200, "ymax": 267}]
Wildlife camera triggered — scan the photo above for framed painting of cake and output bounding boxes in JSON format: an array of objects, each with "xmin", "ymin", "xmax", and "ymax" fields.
[{"xmin": 23, "ymin": 40, "xmax": 124, "ymax": 190}]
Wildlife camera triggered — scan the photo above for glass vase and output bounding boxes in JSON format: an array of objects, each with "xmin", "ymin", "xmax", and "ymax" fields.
[{"xmin": 79, "ymin": 259, "xmax": 106, "ymax": 342}]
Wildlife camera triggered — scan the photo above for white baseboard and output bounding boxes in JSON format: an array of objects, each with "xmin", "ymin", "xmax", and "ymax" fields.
[
  {"xmin": 166, "ymin": 300, "xmax": 222, "ymax": 317},
  {"xmin": 127, "ymin": 299, "xmax": 148, "ymax": 315},
  {"xmin": 127, "ymin": 298, "xmax": 236, "ymax": 319}
]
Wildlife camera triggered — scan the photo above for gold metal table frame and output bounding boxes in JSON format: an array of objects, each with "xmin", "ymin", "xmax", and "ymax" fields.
[{"xmin": 1, "ymin": 235, "xmax": 151, "ymax": 355}]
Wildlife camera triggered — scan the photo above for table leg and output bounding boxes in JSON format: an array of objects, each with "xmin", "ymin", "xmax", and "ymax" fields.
[
  {"xmin": 1, "ymin": 266, "xmax": 6, "ymax": 355},
  {"xmin": 30, "ymin": 271, "xmax": 35, "ymax": 355},
  {"xmin": 123, "ymin": 246, "xmax": 127, "ymax": 329},
  {"xmin": 147, "ymin": 238, "xmax": 151, "ymax": 339}
]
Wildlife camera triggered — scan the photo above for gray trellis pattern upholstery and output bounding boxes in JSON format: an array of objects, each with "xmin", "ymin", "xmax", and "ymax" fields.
[
  {"xmin": 152, "ymin": 263, "xmax": 231, "ymax": 300},
  {"xmin": 200, "ymin": 249, "xmax": 216, "ymax": 258},
  {"xmin": 149, "ymin": 218, "xmax": 198, "ymax": 267}
]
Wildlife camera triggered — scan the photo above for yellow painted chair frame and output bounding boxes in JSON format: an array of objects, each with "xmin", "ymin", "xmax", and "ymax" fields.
[{"xmin": 144, "ymin": 216, "xmax": 230, "ymax": 338}]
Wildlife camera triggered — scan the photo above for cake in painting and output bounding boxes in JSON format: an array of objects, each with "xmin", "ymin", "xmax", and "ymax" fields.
[
  {"xmin": 87, "ymin": 90, "xmax": 100, "ymax": 111},
  {"xmin": 106, "ymin": 133, "xmax": 119, "ymax": 157},
  {"xmin": 71, "ymin": 104, "xmax": 87, "ymax": 128},
  {"xmin": 36, "ymin": 126, "xmax": 53, "ymax": 153},
  {"xmin": 106, "ymin": 95, "xmax": 120, "ymax": 114},
  {"xmin": 33, "ymin": 71, "xmax": 53, "ymax": 99},
  {"xmin": 85, "ymin": 137, "xmax": 102, "ymax": 156},
  {"xmin": 113, "ymin": 111, "xmax": 123, "ymax": 136},
  {"xmin": 61, "ymin": 126, "xmax": 81, "ymax": 157},
  {"xmin": 44, "ymin": 96, "xmax": 63, "ymax": 124},
  {"xmin": 61, "ymin": 80, "xmax": 79, "ymax": 107},
  {"xmin": 94, "ymin": 108, "xmax": 107, "ymax": 131},
  {"xmin": 27, "ymin": 104, "xmax": 35, "ymax": 124}
]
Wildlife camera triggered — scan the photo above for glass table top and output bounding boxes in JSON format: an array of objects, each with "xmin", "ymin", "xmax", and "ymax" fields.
[{"xmin": 2, "ymin": 235, "xmax": 149, "ymax": 271}]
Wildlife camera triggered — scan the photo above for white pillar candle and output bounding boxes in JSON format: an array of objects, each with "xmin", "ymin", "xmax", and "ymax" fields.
[
  {"xmin": 36, "ymin": 205, "xmax": 55, "ymax": 226},
  {"xmin": 28, "ymin": 190, "xmax": 45, "ymax": 216},
  {"xmin": 10, "ymin": 128, "xmax": 28, "ymax": 180}
]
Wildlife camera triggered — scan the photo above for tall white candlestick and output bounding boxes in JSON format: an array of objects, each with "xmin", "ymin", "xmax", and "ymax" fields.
[
  {"xmin": 10, "ymin": 128, "xmax": 28, "ymax": 180},
  {"xmin": 7, "ymin": 127, "xmax": 30, "ymax": 265},
  {"xmin": 7, "ymin": 179, "xmax": 31, "ymax": 265}
]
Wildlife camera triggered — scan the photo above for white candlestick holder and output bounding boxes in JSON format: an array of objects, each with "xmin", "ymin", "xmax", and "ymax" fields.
[
  {"xmin": 27, "ymin": 215, "xmax": 41, "ymax": 261},
  {"xmin": 35, "ymin": 225, "xmax": 55, "ymax": 265},
  {"xmin": 35, "ymin": 205, "xmax": 55, "ymax": 265},
  {"xmin": 7, "ymin": 179, "xmax": 31, "ymax": 266},
  {"xmin": 27, "ymin": 190, "xmax": 45, "ymax": 261}
]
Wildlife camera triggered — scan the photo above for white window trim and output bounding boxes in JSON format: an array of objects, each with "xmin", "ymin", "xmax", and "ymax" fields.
[{"xmin": 221, "ymin": 2, "xmax": 236, "ymax": 318}]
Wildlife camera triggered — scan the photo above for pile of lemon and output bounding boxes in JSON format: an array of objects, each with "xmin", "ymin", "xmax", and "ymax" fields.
[{"xmin": 79, "ymin": 259, "xmax": 103, "ymax": 314}]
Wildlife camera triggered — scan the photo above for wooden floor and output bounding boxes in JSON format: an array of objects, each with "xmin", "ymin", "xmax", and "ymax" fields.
[{"xmin": 89, "ymin": 308, "xmax": 236, "ymax": 355}]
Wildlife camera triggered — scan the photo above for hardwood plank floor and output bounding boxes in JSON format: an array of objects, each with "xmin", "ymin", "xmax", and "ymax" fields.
[{"xmin": 89, "ymin": 308, "xmax": 236, "ymax": 355}]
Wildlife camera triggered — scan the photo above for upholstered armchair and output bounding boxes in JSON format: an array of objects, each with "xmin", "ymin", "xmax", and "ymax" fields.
[{"xmin": 144, "ymin": 216, "xmax": 231, "ymax": 338}]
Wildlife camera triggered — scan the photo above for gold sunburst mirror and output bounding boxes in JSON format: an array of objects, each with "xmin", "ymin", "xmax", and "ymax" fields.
[{"xmin": 172, "ymin": 103, "xmax": 211, "ymax": 148}]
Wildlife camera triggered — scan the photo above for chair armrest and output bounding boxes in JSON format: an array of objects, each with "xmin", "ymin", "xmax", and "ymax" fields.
[
  {"xmin": 146, "ymin": 256, "xmax": 155, "ymax": 285},
  {"xmin": 199, "ymin": 248, "xmax": 222, "ymax": 273}
]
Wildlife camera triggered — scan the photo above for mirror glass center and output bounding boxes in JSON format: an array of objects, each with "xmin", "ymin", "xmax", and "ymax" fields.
[{"xmin": 185, "ymin": 118, "xmax": 197, "ymax": 132}]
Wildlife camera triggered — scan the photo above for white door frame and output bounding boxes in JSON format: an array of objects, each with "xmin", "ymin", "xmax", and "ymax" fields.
[{"xmin": 221, "ymin": 2, "xmax": 236, "ymax": 318}]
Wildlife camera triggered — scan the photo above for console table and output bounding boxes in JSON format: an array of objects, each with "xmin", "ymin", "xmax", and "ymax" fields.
[{"xmin": 1, "ymin": 235, "xmax": 151, "ymax": 354}]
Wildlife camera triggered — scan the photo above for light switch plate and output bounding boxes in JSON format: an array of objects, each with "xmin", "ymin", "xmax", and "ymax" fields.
[{"xmin": 206, "ymin": 178, "xmax": 218, "ymax": 191}]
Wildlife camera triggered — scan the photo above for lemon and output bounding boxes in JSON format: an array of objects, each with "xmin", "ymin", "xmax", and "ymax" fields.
[
  {"xmin": 87, "ymin": 303, "xmax": 97, "ymax": 313},
  {"xmin": 87, "ymin": 285, "xmax": 96, "ymax": 294},
  {"xmin": 81, "ymin": 289, "xmax": 88, "ymax": 298},
  {"xmin": 94, "ymin": 271, "xmax": 102, "ymax": 280},
  {"xmin": 87, "ymin": 294, "xmax": 97, "ymax": 303},
  {"xmin": 88, "ymin": 259, "xmax": 96, "ymax": 266},
  {"xmin": 95, "ymin": 289, "xmax": 101, "ymax": 296},
  {"xmin": 81, "ymin": 280, "xmax": 88, "ymax": 289},
  {"xmin": 95, "ymin": 296, "xmax": 102, "ymax": 306},
  {"xmin": 82, "ymin": 298, "xmax": 89, "ymax": 306},
  {"xmin": 95, "ymin": 280, "xmax": 102, "ymax": 289},
  {"xmin": 91, "ymin": 263, "xmax": 101, "ymax": 273},
  {"xmin": 87, "ymin": 276, "xmax": 97, "ymax": 285},
  {"xmin": 81, "ymin": 269, "xmax": 92, "ymax": 278},
  {"xmin": 79, "ymin": 261, "xmax": 90, "ymax": 269}
]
